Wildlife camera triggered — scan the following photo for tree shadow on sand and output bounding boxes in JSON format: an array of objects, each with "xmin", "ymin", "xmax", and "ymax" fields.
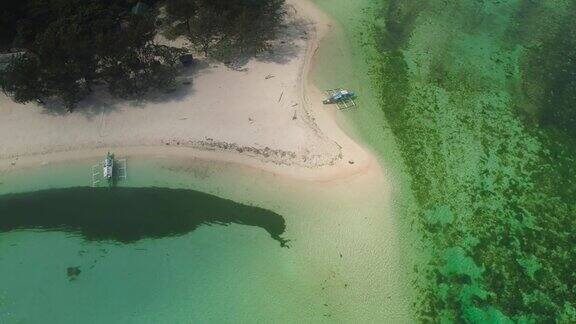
[
  {"xmin": 38, "ymin": 6, "xmax": 310, "ymax": 119},
  {"xmin": 40, "ymin": 60, "xmax": 211, "ymax": 120},
  {"xmin": 216, "ymin": 9, "xmax": 311, "ymax": 70}
]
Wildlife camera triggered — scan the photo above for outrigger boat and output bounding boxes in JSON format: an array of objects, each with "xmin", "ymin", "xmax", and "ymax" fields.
[
  {"xmin": 323, "ymin": 88, "xmax": 357, "ymax": 110},
  {"xmin": 91, "ymin": 152, "xmax": 127, "ymax": 187}
]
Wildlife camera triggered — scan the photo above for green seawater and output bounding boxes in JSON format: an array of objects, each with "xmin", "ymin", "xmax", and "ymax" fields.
[
  {"xmin": 313, "ymin": 0, "xmax": 576, "ymax": 322},
  {"xmin": 1, "ymin": 227, "xmax": 296, "ymax": 323},
  {"xmin": 0, "ymin": 155, "xmax": 413, "ymax": 322},
  {"xmin": 0, "ymin": 162, "xmax": 320, "ymax": 323}
]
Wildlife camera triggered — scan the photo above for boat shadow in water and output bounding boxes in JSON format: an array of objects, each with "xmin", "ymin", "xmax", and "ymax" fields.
[{"xmin": 0, "ymin": 187, "xmax": 289, "ymax": 247}]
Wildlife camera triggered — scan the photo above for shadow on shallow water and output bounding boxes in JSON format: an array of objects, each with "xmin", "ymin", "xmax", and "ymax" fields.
[{"xmin": 0, "ymin": 187, "xmax": 289, "ymax": 247}]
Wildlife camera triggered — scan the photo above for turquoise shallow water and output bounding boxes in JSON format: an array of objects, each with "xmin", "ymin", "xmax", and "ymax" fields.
[
  {"xmin": 1, "ymin": 226, "xmax": 305, "ymax": 323},
  {"xmin": 0, "ymin": 161, "xmax": 323, "ymax": 323},
  {"xmin": 0, "ymin": 188, "xmax": 320, "ymax": 323},
  {"xmin": 0, "ymin": 150, "xmax": 414, "ymax": 323}
]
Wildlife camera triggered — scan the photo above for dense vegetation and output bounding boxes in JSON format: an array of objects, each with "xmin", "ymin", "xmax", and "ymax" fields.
[
  {"xmin": 367, "ymin": 0, "xmax": 576, "ymax": 322},
  {"xmin": 0, "ymin": 0, "xmax": 284, "ymax": 110},
  {"xmin": 0, "ymin": 0, "xmax": 182, "ymax": 109},
  {"xmin": 165, "ymin": 0, "xmax": 284, "ymax": 59}
]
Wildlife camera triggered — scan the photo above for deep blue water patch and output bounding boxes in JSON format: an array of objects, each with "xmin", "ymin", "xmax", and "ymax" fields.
[{"xmin": 0, "ymin": 187, "xmax": 288, "ymax": 246}]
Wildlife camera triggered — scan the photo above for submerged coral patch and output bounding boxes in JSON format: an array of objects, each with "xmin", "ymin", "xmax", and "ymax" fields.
[{"xmin": 363, "ymin": 0, "xmax": 576, "ymax": 321}]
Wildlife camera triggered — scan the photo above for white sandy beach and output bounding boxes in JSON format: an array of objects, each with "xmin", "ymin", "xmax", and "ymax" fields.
[
  {"xmin": 0, "ymin": 0, "xmax": 375, "ymax": 182},
  {"xmin": 0, "ymin": 1, "xmax": 416, "ymax": 321}
]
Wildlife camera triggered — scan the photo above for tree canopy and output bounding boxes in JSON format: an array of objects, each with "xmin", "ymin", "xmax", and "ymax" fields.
[
  {"xmin": 165, "ymin": 0, "xmax": 284, "ymax": 58},
  {"xmin": 0, "ymin": 0, "xmax": 286, "ymax": 110},
  {"xmin": 0, "ymin": 0, "xmax": 185, "ymax": 109}
]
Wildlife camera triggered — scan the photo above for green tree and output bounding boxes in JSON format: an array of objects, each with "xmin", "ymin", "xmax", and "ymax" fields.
[
  {"xmin": 0, "ymin": 0, "xmax": 184, "ymax": 110},
  {"xmin": 0, "ymin": 54, "xmax": 44, "ymax": 103},
  {"xmin": 165, "ymin": 0, "xmax": 285, "ymax": 58},
  {"xmin": 165, "ymin": 0, "xmax": 197, "ymax": 36}
]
